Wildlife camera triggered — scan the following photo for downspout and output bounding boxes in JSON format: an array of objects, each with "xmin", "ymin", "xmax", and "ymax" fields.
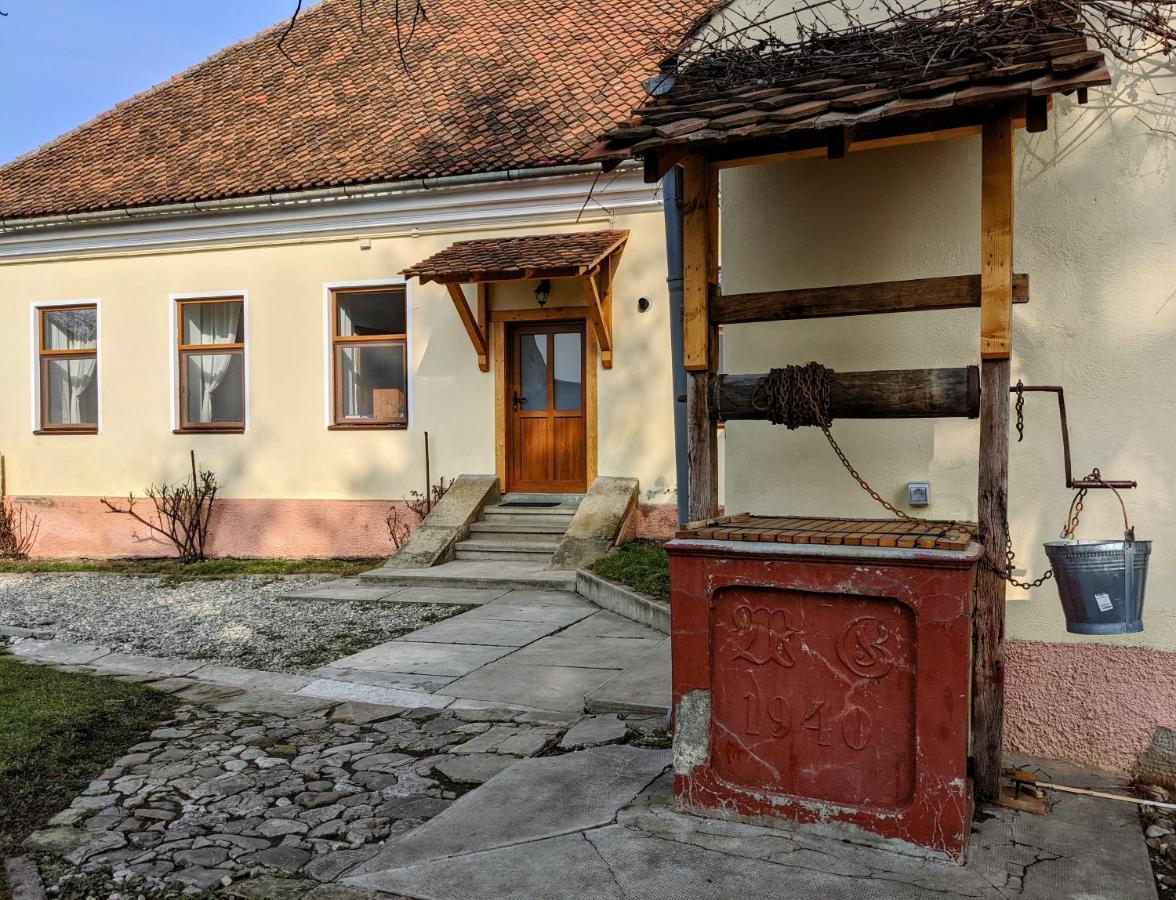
[{"xmin": 663, "ymin": 168, "xmax": 689, "ymax": 527}]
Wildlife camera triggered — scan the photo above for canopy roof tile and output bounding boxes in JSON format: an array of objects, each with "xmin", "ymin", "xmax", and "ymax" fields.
[{"xmin": 402, "ymin": 230, "xmax": 629, "ymax": 284}]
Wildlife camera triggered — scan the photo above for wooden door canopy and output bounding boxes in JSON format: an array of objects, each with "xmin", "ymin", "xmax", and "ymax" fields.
[
  {"xmin": 402, "ymin": 231, "xmax": 627, "ymax": 371},
  {"xmin": 713, "ymin": 273, "xmax": 1029, "ymax": 324},
  {"xmin": 677, "ymin": 514, "xmax": 976, "ymax": 551},
  {"xmin": 712, "ymin": 366, "xmax": 979, "ymax": 422}
]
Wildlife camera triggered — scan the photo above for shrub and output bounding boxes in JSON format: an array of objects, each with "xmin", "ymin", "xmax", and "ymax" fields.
[
  {"xmin": 101, "ymin": 451, "xmax": 218, "ymax": 564},
  {"xmin": 386, "ymin": 476, "xmax": 454, "ymax": 549},
  {"xmin": 0, "ymin": 455, "xmax": 39, "ymax": 560}
]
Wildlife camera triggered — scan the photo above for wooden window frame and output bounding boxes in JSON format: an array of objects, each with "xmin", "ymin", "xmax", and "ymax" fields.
[
  {"xmin": 35, "ymin": 302, "xmax": 99, "ymax": 435},
  {"xmin": 329, "ymin": 285, "xmax": 409, "ymax": 430},
  {"xmin": 175, "ymin": 296, "xmax": 246, "ymax": 434}
]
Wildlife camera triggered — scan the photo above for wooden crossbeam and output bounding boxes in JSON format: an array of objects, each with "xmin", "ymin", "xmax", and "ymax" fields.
[
  {"xmin": 712, "ymin": 273, "xmax": 1029, "ymax": 324},
  {"xmin": 446, "ymin": 283, "xmax": 489, "ymax": 371},
  {"xmin": 681, "ymin": 155, "xmax": 716, "ymax": 372}
]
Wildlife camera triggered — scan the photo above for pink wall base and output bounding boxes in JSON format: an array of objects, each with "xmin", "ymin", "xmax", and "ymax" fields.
[
  {"xmin": 1005, "ymin": 639, "xmax": 1176, "ymax": 774},
  {"xmin": 15, "ymin": 496, "xmax": 681, "ymax": 561}
]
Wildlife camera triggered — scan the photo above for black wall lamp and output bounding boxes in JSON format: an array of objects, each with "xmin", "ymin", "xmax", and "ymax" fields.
[{"xmin": 534, "ymin": 279, "xmax": 551, "ymax": 307}]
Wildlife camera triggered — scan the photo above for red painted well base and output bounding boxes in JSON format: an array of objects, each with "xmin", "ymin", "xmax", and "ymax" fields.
[{"xmin": 668, "ymin": 538, "xmax": 982, "ymax": 862}]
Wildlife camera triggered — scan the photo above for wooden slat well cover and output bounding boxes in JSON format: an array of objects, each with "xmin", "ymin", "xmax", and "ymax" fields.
[{"xmin": 678, "ymin": 514, "xmax": 975, "ymax": 550}]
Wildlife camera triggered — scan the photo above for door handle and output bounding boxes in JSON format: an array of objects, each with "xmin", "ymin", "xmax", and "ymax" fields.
[{"xmin": 512, "ymin": 391, "xmax": 526, "ymax": 412}]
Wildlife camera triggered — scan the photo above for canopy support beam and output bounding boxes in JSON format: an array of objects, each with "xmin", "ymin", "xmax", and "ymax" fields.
[{"xmin": 446, "ymin": 283, "xmax": 489, "ymax": 372}]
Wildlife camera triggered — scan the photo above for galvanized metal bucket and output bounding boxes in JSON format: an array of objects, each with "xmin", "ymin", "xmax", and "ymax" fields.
[{"xmin": 1043, "ymin": 536, "xmax": 1150, "ymax": 634}]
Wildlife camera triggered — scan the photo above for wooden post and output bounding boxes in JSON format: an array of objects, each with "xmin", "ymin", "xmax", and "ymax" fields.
[
  {"xmin": 682, "ymin": 155, "xmax": 720, "ymax": 521},
  {"xmin": 973, "ymin": 112, "xmax": 1015, "ymax": 803}
]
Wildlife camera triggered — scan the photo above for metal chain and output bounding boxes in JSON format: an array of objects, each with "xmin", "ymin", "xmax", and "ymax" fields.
[{"xmin": 792, "ymin": 370, "xmax": 1090, "ymax": 591}]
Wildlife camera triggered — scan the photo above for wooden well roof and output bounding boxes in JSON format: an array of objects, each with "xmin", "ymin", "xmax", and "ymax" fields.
[
  {"xmin": 588, "ymin": 8, "xmax": 1111, "ymax": 168},
  {"xmin": 402, "ymin": 230, "xmax": 629, "ymax": 285}
]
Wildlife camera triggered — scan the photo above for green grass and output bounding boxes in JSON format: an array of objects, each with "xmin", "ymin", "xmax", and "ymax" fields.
[
  {"xmin": 0, "ymin": 557, "xmax": 383, "ymax": 579},
  {"xmin": 0, "ymin": 656, "xmax": 178, "ymax": 858},
  {"xmin": 589, "ymin": 539, "xmax": 670, "ymax": 604}
]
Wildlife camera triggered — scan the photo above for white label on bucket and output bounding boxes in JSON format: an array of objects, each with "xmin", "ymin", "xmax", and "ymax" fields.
[{"xmin": 1095, "ymin": 592, "xmax": 1114, "ymax": 613}]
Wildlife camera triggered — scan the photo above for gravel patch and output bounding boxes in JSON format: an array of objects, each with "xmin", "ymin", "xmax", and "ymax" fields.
[{"xmin": 0, "ymin": 574, "xmax": 462, "ymax": 673}]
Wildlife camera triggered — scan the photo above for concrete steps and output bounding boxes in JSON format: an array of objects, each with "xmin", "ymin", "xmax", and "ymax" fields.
[{"xmin": 453, "ymin": 493, "xmax": 582, "ymax": 564}]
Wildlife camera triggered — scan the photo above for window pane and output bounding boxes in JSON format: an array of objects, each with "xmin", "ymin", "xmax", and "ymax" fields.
[
  {"xmin": 519, "ymin": 334, "xmax": 548, "ymax": 412},
  {"xmin": 185, "ymin": 351, "xmax": 244, "ymax": 424},
  {"xmin": 45, "ymin": 358, "xmax": 98, "ymax": 426},
  {"xmin": 43, "ymin": 307, "xmax": 96, "ymax": 351},
  {"xmin": 336, "ymin": 289, "xmax": 406, "ymax": 338},
  {"xmin": 553, "ymin": 332, "xmax": 582, "ymax": 411},
  {"xmin": 337, "ymin": 343, "xmax": 407, "ymax": 422},
  {"xmin": 182, "ymin": 300, "xmax": 243, "ymax": 346}
]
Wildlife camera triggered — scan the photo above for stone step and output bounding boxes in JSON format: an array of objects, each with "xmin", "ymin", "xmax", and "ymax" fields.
[
  {"xmin": 469, "ymin": 522, "xmax": 570, "ymax": 540},
  {"xmin": 455, "ymin": 541, "xmax": 559, "ymax": 562},
  {"xmin": 361, "ymin": 560, "xmax": 576, "ymax": 592},
  {"xmin": 479, "ymin": 511, "xmax": 577, "ymax": 528},
  {"xmin": 583, "ymin": 639, "xmax": 671, "ymax": 718}
]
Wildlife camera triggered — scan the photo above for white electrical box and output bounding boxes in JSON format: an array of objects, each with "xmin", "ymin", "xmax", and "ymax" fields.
[{"xmin": 907, "ymin": 481, "xmax": 931, "ymax": 507}]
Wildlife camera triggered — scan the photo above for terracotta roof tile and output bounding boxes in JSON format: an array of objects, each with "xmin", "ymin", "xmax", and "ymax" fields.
[
  {"xmin": 402, "ymin": 230, "xmax": 628, "ymax": 283},
  {"xmin": 0, "ymin": 0, "xmax": 710, "ymax": 220}
]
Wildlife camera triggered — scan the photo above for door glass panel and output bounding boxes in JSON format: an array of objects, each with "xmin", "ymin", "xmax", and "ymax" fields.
[
  {"xmin": 519, "ymin": 334, "xmax": 548, "ymax": 411},
  {"xmin": 553, "ymin": 332, "xmax": 582, "ymax": 411}
]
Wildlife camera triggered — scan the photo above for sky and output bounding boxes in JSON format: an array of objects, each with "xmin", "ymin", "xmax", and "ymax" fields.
[{"xmin": 0, "ymin": 1, "xmax": 310, "ymax": 165}]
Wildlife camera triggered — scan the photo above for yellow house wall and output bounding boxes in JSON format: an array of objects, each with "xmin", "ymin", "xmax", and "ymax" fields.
[
  {"xmin": 0, "ymin": 211, "xmax": 678, "ymax": 510},
  {"xmin": 720, "ymin": 74, "xmax": 1176, "ymax": 653}
]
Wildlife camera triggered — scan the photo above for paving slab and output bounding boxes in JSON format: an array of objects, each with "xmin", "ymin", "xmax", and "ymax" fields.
[
  {"xmin": 9, "ymin": 639, "xmax": 109, "ymax": 665},
  {"xmin": 444, "ymin": 659, "xmax": 625, "ymax": 713},
  {"xmin": 396, "ymin": 616, "xmax": 564, "ymax": 647},
  {"xmin": 348, "ymin": 833, "xmax": 623, "ymax": 900},
  {"xmin": 584, "ymin": 639, "xmax": 671, "ymax": 716},
  {"xmin": 280, "ymin": 578, "xmax": 405, "ymax": 603},
  {"xmin": 329, "ymin": 641, "xmax": 514, "ymax": 677},
  {"xmin": 350, "ymin": 744, "xmax": 669, "ymax": 876},
  {"xmin": 209, "ymin": 691, "xmax": 338, "ymax": 717},
  {"xmin": 361, "ymin": 560, "xmax": 576, "ymax": 592},
  {"xmin": 383, "ymin": 586, "xmax": 509, "ymax": 606},
  {"xmin": 557, "ymin": 610, "xmax": 667, "ymax": 641},
  {"xmin": 186, "ymin": 664, "xmax": 314, "ymax": 693},
  {"xmin": 295, "ymin": 678, "xmax": 451, "ymax": 709},
  {"xmin": 507, "ymin": 634, "xmax": 664, "ymax": 670},
  {"xmin": 454, "ymin": 599, "xmax": 596, "ymax": 627},
  {"xmin": 312, "ymin": 666, "xmax": 455, "ymax": 692},
  {"xmin": 89, "ymin": 653, "xmax": 204, "ymax": 678}
]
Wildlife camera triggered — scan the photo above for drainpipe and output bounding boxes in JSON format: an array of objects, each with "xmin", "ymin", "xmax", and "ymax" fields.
[{"xmin": 663, "ymin": 169, "xmax": 689, "ymax": 527}]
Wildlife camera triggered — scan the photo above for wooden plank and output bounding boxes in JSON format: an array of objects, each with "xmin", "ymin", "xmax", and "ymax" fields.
[
  {"xmin": 492, "ymin": 322, "xmax": 507, "ymax": 487},
  {"xmin": 712, "ymin": 124, "xmax": 983, "ymax": 170},
  {"xmin": 477, "ymin": 283, "xmax": 489, "ymax": 343},
  {"xmin": 446, "ymin": 284, "xmax": 490, "ymax": 371},
  {"xmin": 585, "ymin": 326, "xmax": 599, "ymax": 485},
  {"xmin": 980, "ymin": 114, "xmax": 1015, "ymax": 359},
  {"xmin": 681, "ymin": 155, "xmax": 714, "ymax": 372},
  {"xmin": 712, "ymin": 273, "xmax": 1029, "ymax": 324},
  {"xmin": 712, "ymin": 367, "xmax": 979, "ymax": 421},
  {"xmin": 687, "ymin": 369, "xmax": 719, "ymax": 521}
]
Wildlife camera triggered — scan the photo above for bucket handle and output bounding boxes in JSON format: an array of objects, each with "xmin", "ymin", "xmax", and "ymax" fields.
[{"xmin": 1062, "ymin": 468, "xmax": 1134, "ymax": 541}]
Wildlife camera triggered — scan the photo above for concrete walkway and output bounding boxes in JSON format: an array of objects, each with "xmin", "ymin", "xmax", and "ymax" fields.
[{"xmin": 347, "ymin": 749, "xmax": 1156, "ymax": 900}]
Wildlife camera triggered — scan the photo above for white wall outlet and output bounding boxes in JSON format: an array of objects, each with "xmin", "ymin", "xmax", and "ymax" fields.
[{"xmin": 907, "ymin": 481, "xmax": 931, "ymax": 507}]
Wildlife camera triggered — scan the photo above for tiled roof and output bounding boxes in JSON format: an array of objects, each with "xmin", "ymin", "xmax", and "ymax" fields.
[
  {"xmin": 0, "ymin": 0, "xmax": 710, "ymax": 221},
  {"xmin": 590, "ymin": 13, "xmax": 1112, "ymax": 165},
  {"xmin": 403, "ymin": 230, "xmax": 629, "ymax": 284}
]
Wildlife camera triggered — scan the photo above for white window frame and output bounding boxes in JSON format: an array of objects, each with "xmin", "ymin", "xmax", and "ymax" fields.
[
  {"xmin": 169, "ymin": 290, "xmax": 251, "ymax": 433},
  {"xmin": 321, "ymin": 278, "xmax": 413, "ymax": 430},
  {"xmin": 29, "ymin": 298, "xmax": 102, "ymax": 434}
]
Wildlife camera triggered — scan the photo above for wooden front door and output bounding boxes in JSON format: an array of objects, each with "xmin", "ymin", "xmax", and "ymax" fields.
[{"xmin": 507, "ymin": 322, "xmax": 587, "ymax": 493}]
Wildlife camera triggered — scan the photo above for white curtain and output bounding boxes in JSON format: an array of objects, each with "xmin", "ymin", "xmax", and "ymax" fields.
[
  {"xmin": 186, "ymin": 303, "xmax": 241, "ymax": 422},
  {"xmin": 49, "ymin": 358, "xmax": 97, "ymax": 425},
  {"xmin": 337, "ymin": 305, "xmax": 363, "ymax": 416}
]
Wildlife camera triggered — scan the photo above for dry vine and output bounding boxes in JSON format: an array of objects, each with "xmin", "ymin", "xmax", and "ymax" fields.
[
  {"xmin": 386, "ymin": 476, "xmax": 453, "ymax": 549},
  {"xmin": 0, "ymin": 455, "xmax": 39, "ymax": 560},
  {"xmin": 652, "ymin": 0, "xmax": 1176, "ymax": 96},
  {"xmin": 101, "ymin": 451, "xmax": 219, "ymax": 564}
]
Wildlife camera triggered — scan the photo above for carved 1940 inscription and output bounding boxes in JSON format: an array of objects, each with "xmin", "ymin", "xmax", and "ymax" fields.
[{"xmin": 712, "ymin": 587, "xmax": 916, "ymax": 808}]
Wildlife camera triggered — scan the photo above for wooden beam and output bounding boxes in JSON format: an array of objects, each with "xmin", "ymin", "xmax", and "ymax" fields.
[
  {"xmin": 973, "ymin": 111, "xmax": 1016, "ymax": 806},
  {"xmin": 446, "ymin": 283, "xmax": 489, "ymax": 371},
  {"xmin": 488, "ymin": 307, "xmax": 588, "ymax": 323},
  {"xmin": 477, "ymin": 283, "xmax": 489, "ymax": 349},
  {"xmin": 581, "ymin": 270, "xmax": 613, "ymax": 370},
  {"xmin": 712, "ymin": 273, "xmax": 1029, "ymax": 324},
  {"xmin": 980, "ymin": 114, "xmax": 1015, "ymax": 359},
  {"xmin": 681, "ymin": 155, "xmax": 715, "ymax": 372},
  {"xmin": 712, "ymin": 367, "xmax": 979, "ymax": 421}
]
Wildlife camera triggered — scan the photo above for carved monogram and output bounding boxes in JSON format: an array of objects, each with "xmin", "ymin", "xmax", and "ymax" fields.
[
  {"xmin": 836, "ymin": 616, "xmax": 895, "ymax": 680},
  {"xmin": 731, "ymin": 604, "xmax": 800, "ymax": 668}
]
